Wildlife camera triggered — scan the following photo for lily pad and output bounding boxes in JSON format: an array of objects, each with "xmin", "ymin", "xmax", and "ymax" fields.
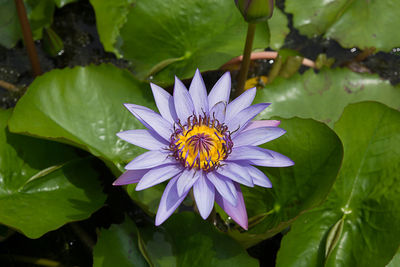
[
  {"xmin": 255, "ymin": 68, "xmax": 400, "ymax": 128},
  {"xmin": 0, "ymin": 109, "xmax": 106, "ymax": 238},
  {"xmin": 139, "ymin": 212, "xmax": 259, "ymax": 267},
  {"xmin": 8, "ymin": 64, "xmax": 154, "ymax": 173},
  {"xmin": 226, "ymin": 117, "xmax": 343, "ymax": 247},
  {"xmin": 269, "ymin": 7, "xmax": 289, "ymax": 50},
  {"xmin": 89, "ymin": 0, "xmax": 134, "ymax": 57},
  {"xmin": 285, "ymin": 0, "xmax": 400, "ymax": 51},
  {"xmin": 93, "ymin": 218, "xmax": 148, "ymax": 267},
  {"xmin": 276, "ymin": 102, "xmax": 400, "ymax": 266},
  {"xmin": 117, "ymin": 0, "xmax": 270, "ymax": 85}
]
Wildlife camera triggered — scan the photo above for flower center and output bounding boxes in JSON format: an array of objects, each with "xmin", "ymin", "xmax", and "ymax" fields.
[{"xmin": 170, "ymin": 114, "xmax": 233, "ymax": 172}]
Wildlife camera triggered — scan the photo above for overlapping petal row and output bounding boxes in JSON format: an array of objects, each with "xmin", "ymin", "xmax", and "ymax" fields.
[{"xmin": 114, "ymin": 69, "xmax": 294, "ymax": 229}]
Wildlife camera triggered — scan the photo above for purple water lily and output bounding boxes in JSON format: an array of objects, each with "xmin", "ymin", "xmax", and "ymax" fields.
[{"xmin": 113, "ymin": 70, "xmax": 293, "ymax": 229}]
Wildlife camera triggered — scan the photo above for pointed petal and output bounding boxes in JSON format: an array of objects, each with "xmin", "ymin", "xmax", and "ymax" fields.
[
  {"xmin": 150, "ymin": 83, "xmax": 178, "ymax": 123},
  {"xmin": 245, "ymin": 149, "xmax": 295, "ymax": 167},
  {"xmin": 232, "ymin": 127, "xmax": 286, "ymax": 147},
  {"xmin": 216, "ymin": 162, "xmax": 253, "ymax": 187},
  {"xmin": 225, "ymin": 103, "xmax": 270, "ymax": 137},
  {"xmin": 193, "ymin": 171, "xmax": 215, "ymax": 219},
  {"xmin": 206, "ymin": 172, "xmax": 237, "ymax": 206},
  {"xmin": 225, "ymin": 87, "xmax": 256, "ymax": 122},
  {"xmin": 113, "ymin": 169, "xmax": 149, "ymax": 186},
  {"xmin": 209, "ymin": 101, "xmax": 226, "ymax": 122},
  {"xmin": 216, "ymin": 183, "xmax": 248, "ymax": 230},
  {"xmin": 117, "ymin": 129, "xmax": 168, "ymax": 150},
  {"xmin": 124, "ymin": 104, "xmax": 172, "ymax": 140},
  {"xmin": 176, "ymin": 168, "xmax": 199, "ymax": 197},
  {"xmin": 243, "ymin": 120, "xmax": 281, "ymax": 130},
  {"xmin": 125, "ymin": 150, "xmax": 175, "ymax": 170},
  {"xmin": 155, "ymin": 176, "xmax": 189, "ymax": 226},
  {"xmin": 228, "ymin": 146, "xmax": 273, "ymax": 162},
  {"xmin": 208, "ymin": 72, "xmax": 231, "ymax": 108},
  {"xmin": 189, "ymin": 69, "xmax": 209, "ymax": 115},
  {"xmin": 173, "ymin": 77, "xmax": 195, "ymax": 122},
  {"xmin": 246, "ymin": 165, "xmax": 272, "ymax": 188},
  {"xmin": 136, "ymin": 164, "xmax": 182, "ymax": 190}
]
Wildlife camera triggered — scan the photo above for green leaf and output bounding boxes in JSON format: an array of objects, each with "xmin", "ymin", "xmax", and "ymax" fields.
[
  {"xmin": 285, "ymin": 0, "xmax": 400, "ymax": 51},
  {"xmin": 269, "ymin": 8, "xmax": 289, "ymax": 50},
  {"xmin": 0, "ymin": 109, "xmax": 106, "ymax": 238},
  {"xmin": 53, "ymin": 0, "xmax": 77, "ymax": 8},
  {"xmin": 139, "ymin": 212, "xmax": 258, "ymax": 267},
  {"xmin": 0, "ymin": 0, "xmax": 57, "ymax": 48},
  {"xmin": 8, "ymin": 64, "xmax": 154, "ymax": 173},
  {"xmin": 0, "ymin": 0, "xmax": 21, "ymax": 48},
  {"xmin": 276, "ymin": 102, "xmax": 400, "ymax": 267},
  {"xmin": 227, "ymin": 117, "xmax": 343, "ymax": 247},
  {"xmin": 89, "ymin": 0, "xmax": 134, "ymax": 57},
  {"xmin": 255, "ymin": 68, "xmax": 400, "ymax": 128},
  {"xmin": 386, "ymin": 248, "xmax": 400, "ymax": 267},
  {"xmin": 117, "ymin": 0, "xmax": 269, "ymax": 85},
  {"xmin": 93, "ymin": 218, "xmax": 148, "ymax": 267}
]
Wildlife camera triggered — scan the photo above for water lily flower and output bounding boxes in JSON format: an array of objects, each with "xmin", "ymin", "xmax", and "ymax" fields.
[{"xmin": 113, "ymin": 70, "xmax": 293, "ymax": 229}]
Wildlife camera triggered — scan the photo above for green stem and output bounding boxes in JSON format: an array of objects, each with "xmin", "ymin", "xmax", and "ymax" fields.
[
  {"xmin": 14, "ymin": 0, "xmax": 42, "ymax": 77},
  {"xmin": 236, "ymin": 23, "xmax": 256, "ymax": 96}
]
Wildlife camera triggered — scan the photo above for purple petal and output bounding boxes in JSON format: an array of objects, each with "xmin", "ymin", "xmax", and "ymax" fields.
[
  {"xmin": 117, "ymin": 129, "xmax": 168, "ymax": 150},
  {"xmin": 246, "ymin": 165, "xmax": 272, "ymax": 188},
  {"xmin": 189, "ymin": 69, "xmax": 209, "ymax": 115},
  {"xmin": 124, "ymin": 104, "xmax": 172, "ymax": 140},
  {"xmin": 216, "ymin": 162, "xmax": 253, "ymax": 187},
  {"xmin": 232, "ymin": 127, "xmax": 286, "ymax": 147},
  {"xmin": 173, "ymin": 77, "xmax": 195, "ymax": 122},
  {"xmin": 136, "ymin": 164, "xmax": 182, "ymax": 190},
  {"xmin": 208, "ymin": 72, "xmax": 231, "ymax": 108},
  {"xmin": 209, "ymin": 101, "xmax": 226, "ymax": 122},
  {"xmin": 155, "ymin": 176, "xmax": 189, "ymax": 226},
  {"xmin": 193, "ymin": 171, "xmax": 215, "ymax": 219},
  {"xmin": 113, "ymin": 169, "xmax": 149, "ymax": 186},
  {"xmin": 176, "ymin": 168, "xmax": 199, "ymax": 197},
  {"xmin": 150, "ymin": 83, "xmax": 178, "ymax": 123},
  {"xmin": 125, "ymin": 150, "xmax": 175, "ymax": 170},
  {"xmin": 225, "ymin": 103, "xmax": 270, "ymax": 137},
  {"xmin": 206, "ymin": 172, "xmax": 237, "ymax": 206},
  {"xmin": 245, "ymin": 149, "xmax": 295, "ymax": 167},
  {"xmin": 225, "ymin": 87, "xmax": 256, "ymax": 122},
  {"xmin": 216, "ymin": 183, "xmax": 248, "ymax": 230},
  {"xmin": 243, "ymin": 120, "xmax": 281, "ymax": 131},
  {"xmin": 228, "ymin": 146, "xmax": 273, "ymax": 162}
]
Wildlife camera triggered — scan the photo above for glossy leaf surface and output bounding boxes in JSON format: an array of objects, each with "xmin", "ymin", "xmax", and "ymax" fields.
[
  {"xmin": 226, "ymin": 117, "xmax": 343, "ymax": 247},
  {"xmin": 255, "ymin": 68, "xmax": 400, "ymax": 128},
  {"xmin": 276, "ymin": 102, "xmax": 400, "ymax": 266},
  {"xmin": 8, "ymin": 64, "xmax": 154, "ymax": 173},
  {"xmin": 0, "ymin": 109, "xmax": 106, "ymax": 238},
  {"xmin": 285, "ymin": 0, "xmax": 400, "ymax": 51}
]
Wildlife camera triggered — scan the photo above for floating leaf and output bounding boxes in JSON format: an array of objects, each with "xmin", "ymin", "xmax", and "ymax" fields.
[
  {"xmin": 8, "ymin": 64, "xmax": 154, "ymax": 173},
  {"xmin": 0, "ymin": 109, "xmax": 106, "ymax": 238},
  {"xmin": 117, "ymin": 0, "xmax": 269, "ymax": 85},
  {"xmin": 139, "ymin": 212, "xmax": 258, "ymax": 267},
  {"xmin": 226, "ymin": 117, "xmax": 343, "ymax": 247},
  {"xmin": 93, "ymin": 218, "xmax": 148, "ymax": 267},
  {"xmin": 285, "ymin": 0, "xmax": 400, "ymax": 51},
  {"xmin": 276, "ymin": 102, "xmax": 400, "ymax": 267},
  {"xmin": 269, "ymin": 7, "xmax": 289, "ymax": 50},
  {"xmin": 255, "ymin": 68, "xmax": 400, "ymax": 128}
]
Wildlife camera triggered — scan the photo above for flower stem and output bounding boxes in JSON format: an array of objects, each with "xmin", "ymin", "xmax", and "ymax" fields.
[
  {"xmin": 14, "ymin": 0, "xmax": 42, "ymax": 77},
  {"xmin": 236, "ymin": 23, "xmax": 256, "ymax": 96}
]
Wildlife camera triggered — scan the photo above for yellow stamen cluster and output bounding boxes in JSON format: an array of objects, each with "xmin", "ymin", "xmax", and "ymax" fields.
[{"xmin": 170, "ymin": 114, "xmax": 233, "ymax": 172}]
